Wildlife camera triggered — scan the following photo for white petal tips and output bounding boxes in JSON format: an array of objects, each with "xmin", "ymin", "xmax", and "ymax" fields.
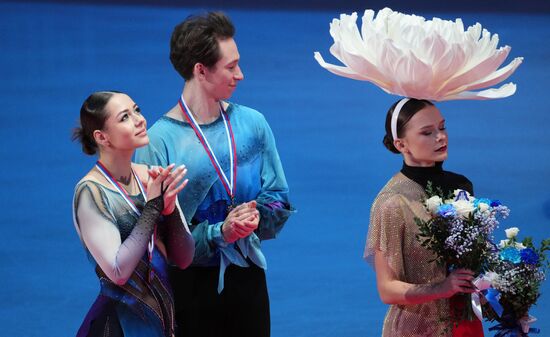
[{"xmin": 314, "ymin": 7, "xmax": 522, "ymax": 101}]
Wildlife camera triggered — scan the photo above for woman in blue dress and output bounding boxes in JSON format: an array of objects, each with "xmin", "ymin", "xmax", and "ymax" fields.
[{"xmin": 72, "ymin": 91, "xmax": 195, "ymax": 336}]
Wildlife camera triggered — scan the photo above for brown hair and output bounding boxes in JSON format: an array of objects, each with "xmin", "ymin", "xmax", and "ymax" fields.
[
  {"xmin": 170, "ymin": 11, "xmax": 235, "ymax": 80},
  {"xmin": 72, "ymin": 91, "xmax": 120, "ymax": 155}
]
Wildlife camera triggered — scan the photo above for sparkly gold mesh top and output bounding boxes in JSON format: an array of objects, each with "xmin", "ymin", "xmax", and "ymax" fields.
[{"xmin": 365, "ymin": 172, "xmax": 450, "ymax": 337}]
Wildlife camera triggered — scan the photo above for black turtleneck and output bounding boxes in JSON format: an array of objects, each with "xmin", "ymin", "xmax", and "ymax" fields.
[{"xmin": 400, "ymin": 162, "xmax": 474, "ymax": 196}]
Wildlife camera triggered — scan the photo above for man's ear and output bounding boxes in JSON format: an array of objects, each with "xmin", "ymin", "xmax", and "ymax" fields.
[{"xmin": 193, "ymin": 63, "xmax": 206, "ymax": 79}]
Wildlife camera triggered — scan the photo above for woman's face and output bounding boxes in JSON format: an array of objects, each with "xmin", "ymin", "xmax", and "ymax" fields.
[
  {"xmin": 98, "ymin": 93, "xmax": 149, "ymax": 152},
  {"xmin": 396, "ymin": 105, "xmax": 448, "ymax": 167}
]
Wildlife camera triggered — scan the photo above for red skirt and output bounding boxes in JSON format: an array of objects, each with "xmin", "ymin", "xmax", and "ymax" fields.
[{"xmin": 450, "ymin": 295, "xmax": 484, "ymax": 337}]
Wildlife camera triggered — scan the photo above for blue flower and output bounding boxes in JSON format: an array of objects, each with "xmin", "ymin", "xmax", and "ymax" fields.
[
  {"xmin": 490, "ymin": 200, "xmax": 502, "ymax": 207},
  {"xmin": 437, "ymin": 204, "xmax": 457, "ymax": 218},
  {"xmin": 520, "ymin": 248, "xmax": 539, "ymax": 265},
  {"xmin": 499, "ymin": 247, "xmax": 521, "ymax": 264},
  {"xmin": 474, "ymin": 198, "xmax": 492, "ymax": 208}
]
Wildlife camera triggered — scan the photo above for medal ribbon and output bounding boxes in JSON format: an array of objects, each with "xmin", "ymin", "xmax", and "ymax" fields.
[
  {"xmin": 95, "ymin": 161, "xmax": 156, "ymax": 282},
  {"xmin": 95, "ymin": 161, "xmax": 147, "ymax": 213},
  {"xmin": 178, "ymin": 95, "xmax": 237, "ymax": 201}
]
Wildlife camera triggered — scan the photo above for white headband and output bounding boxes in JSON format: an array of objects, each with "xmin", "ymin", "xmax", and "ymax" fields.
[{"xmin": 390, "ymin": 98, "xmax": 410, "ymax": 140}]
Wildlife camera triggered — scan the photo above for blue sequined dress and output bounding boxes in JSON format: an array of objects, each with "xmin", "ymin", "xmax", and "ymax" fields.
[{"xmin": 73, "ymin": 180, "xmax": 178, "ymax": 337}]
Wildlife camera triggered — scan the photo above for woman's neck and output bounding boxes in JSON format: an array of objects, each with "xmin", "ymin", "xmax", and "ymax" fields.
[
  {"xmin": 98, "ymin": 151, "xmax": 133, "ymax": 185},
  {"xmin": 181, "ymin": 82, "xmax": 221, "ymax": 124}
]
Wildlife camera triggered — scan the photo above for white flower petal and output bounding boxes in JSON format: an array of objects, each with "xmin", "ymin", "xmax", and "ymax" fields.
[
  {"xmin": 314, "ymin": 52, "xmax": 368, "ymax": 81},
  {"xmin": 339, "ymin": 50, "xmax": 389, "ymax": 87},
  {"xmin": 505, "ymin": 227, "xmax": 520, "ymax": 239},
  {"xmin": 443, "ymin": 82, "xmax": 517, "ymax": 101},
  {"xmin": 439, "ymin": 46, "xmax": 511, "ymax": 95},
  {"xmin": 394, "ymin": 52, "xmax": 433, "ymax": 98},
  {"xmin": 456, "ymin": 57, "xmax": 523, "ymax": 92},
  {"xmin": 315, "ymin": 8, "xmax": 522, "ymax": 101},
  {"xmin": 313, "ymin": 52, "xmax": 393, "ymax": 93}
]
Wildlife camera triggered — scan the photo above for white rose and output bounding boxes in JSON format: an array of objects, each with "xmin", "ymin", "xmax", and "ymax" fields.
[
  {"xmin": 478, "ymin": 202, "xmax": 490, "ymax": 212},
  {"xmin": 515, "ymin": 242, "xmax": 526, "ymax": 249},
  {"xmin": 498, "ymin": 239, "xmax": 510, "ymax": 248},
  {"xmin": 425, "ymin": 196, "xmax": 443, "ymax": 214},
  {"xmin": 505, "ymin": 227, "xmax": 519, "ymax": 239},
  {"xmin": 452, "ymin": 199, "xmax": 475, "ymax": 218}
]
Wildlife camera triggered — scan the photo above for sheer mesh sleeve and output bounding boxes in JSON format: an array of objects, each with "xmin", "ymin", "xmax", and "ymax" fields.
[
  {"xmin": 364, "ymin": 193, "xmax": 407, "ymax": 279},
  {"xmin": 74, "ymin": 182, "xmax": 163, "ymax": 285},
  {"xmin": 159, "ymin": 199, "xmax": 194, "ymax": 269}
]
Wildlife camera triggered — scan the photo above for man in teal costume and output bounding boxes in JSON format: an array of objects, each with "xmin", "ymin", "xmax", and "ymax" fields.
[{"xmin": 135, "ymin": 11, "xmax": 293, "ymax": 337}]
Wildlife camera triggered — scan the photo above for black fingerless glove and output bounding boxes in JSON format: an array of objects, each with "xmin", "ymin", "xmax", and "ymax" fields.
[{"xmin": 132, "ymin": 196, "xmax": 165, "ymax": 236}]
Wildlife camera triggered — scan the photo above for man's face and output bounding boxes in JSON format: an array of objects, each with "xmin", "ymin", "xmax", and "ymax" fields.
[{"xmin": 204, "ymin": 37, "xmax": 244, "ymax": 100}]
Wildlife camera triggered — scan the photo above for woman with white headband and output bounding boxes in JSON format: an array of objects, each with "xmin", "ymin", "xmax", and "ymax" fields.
[
  {"xmin": 314, "ymin": 7, "xmax": 523, "ymax": 336},
  {"xmin": 365, "ymin": 97, "xmax": 482, "ymax": 336}
]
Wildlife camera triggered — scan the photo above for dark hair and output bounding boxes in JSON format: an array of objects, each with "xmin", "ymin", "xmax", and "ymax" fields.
[
  {"xmin": 383, "ymin": 98, "xmax": 434, "ymax": 153},
  {"xmin": 170, "ymin": 11, "xmax": 235, "ymax": 80},
  {"xmin": 72, "ymin": 91, "xmax": 120, "ymax": 155}
]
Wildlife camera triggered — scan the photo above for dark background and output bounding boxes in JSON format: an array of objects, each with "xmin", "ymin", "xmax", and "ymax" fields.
[{"xmin": 20, "ymin": 0, "xmax": 550, "ymax": 12}]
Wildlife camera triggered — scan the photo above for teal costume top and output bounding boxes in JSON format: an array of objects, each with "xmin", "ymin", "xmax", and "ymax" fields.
[
  {"xmin": 73, "ymin": 181, "xmax": 178, "ymax": 337},
  {"xmin": 135, "ymin": 102, "xmax": 293, "ymax": 292}
]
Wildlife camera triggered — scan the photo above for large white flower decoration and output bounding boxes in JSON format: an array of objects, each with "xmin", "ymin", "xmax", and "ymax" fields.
[{"xmin": 314, "ymin": 8, "xmax": 523, "ymax": 101}]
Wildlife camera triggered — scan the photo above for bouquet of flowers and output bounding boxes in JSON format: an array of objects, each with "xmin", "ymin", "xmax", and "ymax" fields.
[
  {"xmin": 482, "ymin": 228, "xmax": 549, "ymax": 336},
  {"xmin": 415, "ymin": 184, "xmax": 510, "ymax": 324}
]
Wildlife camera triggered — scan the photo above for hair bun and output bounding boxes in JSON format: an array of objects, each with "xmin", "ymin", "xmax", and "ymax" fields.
[{"xmin": 72, "ymin": 126, "xmax": 97, "ymax": 155}]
